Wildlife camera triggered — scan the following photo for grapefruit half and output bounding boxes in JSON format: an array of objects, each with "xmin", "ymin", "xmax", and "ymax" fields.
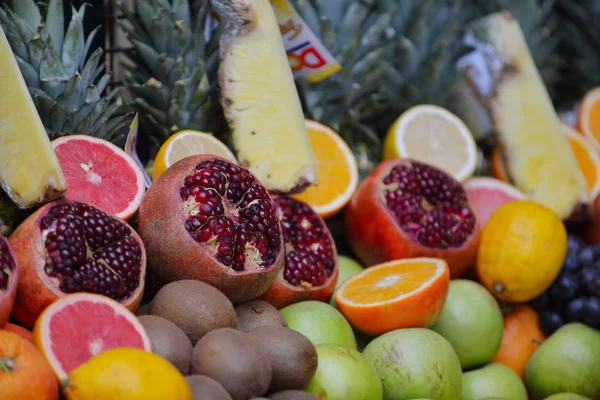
[
  {"xmin": 33, "ymin": 293, "xmax": 151, "ymax": 380},
  {"xmin": 464, "ymin": 177, "xmax": 527, "ymax": 227},
  {"xmin": 52, "ymin": 135, "xmax": 146, "ymax": 220}
]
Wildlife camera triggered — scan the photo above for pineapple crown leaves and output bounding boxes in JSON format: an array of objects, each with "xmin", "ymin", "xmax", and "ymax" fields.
[
  {"xmin": 0, "ymin": 0, "xmax": 131, "ymax": 143},
  {"xmin": 118, "ymin": 0, "xmax": 221, "ymax": 144}
]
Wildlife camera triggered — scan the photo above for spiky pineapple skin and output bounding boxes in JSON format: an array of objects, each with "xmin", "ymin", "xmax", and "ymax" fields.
[{"xmin": 0, "ymin": 0, "xmax": 130, "ymax": 143}]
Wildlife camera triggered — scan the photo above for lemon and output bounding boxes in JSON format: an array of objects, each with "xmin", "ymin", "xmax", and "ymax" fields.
[
  {"xmin": 62, "ymin": 348, "xmax": 192, "ymax": 400},
  {"xmin": 152, "ymin": 130, "xmax": 237, "ymax": 181},
  {"xmin": 383, "ymin": 104, "xmax": 477, "ymax": 182},
  {"xmin": 476, "ymin": 200, "xmax": 567, "ymax": 303}
]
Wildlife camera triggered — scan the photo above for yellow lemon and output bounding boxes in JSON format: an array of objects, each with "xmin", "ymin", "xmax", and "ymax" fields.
[
  {"xmin": 62, "ymin": 348, "xmax": 192, "ymax": 400},
  {"xmin": 476, "ymin": 200, "xmax": 567, "ymax": 303}
]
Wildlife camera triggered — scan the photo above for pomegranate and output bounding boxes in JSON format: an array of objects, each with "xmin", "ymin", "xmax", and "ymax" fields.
[
  {"xmin": 8, "ymin": 200, "xmax": 146, "ymax": 327},
  {"xmin": 0, "ymin": 234, "xmax": 18, "ymax": 328},
  {"xmin": 137, "ymin": 155, "xmax": 284, "ymax": 304},
  {"xmin": 346, "ymin": 159, "xmax": 480, "ymax": 278},
  {"xmin": 259, "ymin": 196, "xmax": 339, "ymax": 309}
]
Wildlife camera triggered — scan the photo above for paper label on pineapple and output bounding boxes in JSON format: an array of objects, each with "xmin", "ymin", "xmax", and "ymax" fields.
[
  {"xmin": 124, "ymin": 113, "xmax": 152, "ymax": 189},
  {"xmin": 270, "ymin": 0, "xmax": 341, "ymax": 83}
]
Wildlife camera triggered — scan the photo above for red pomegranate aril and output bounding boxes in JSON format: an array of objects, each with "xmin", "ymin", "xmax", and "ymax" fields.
[
  {"xmin": 346, "ymin": 159, "xmax": 480, "ymax": 278},
  {"xmin": 138, "ymin": 155, "xmax": 284, "ymax": 304},
  {"xmin": 259, "ymin": 196, "xmax": 338, "ymax": 309},
  {"xmin": 8, "ymin": 200, "xmax": 146, "ymax": 327}
]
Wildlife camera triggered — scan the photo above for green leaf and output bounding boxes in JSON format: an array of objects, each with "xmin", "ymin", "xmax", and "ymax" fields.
[
  {"xmin": 40, "ymin": 35, "xmax": 68, "ymax": 82},
  {"xmin": 15, "ymin": 54, "xmax": 40, "ymax": 87},
  {"xmin": 62, "ymin": 5, "xmax": 86, "ymax": 76},
  {"xmin": 44, "ymin": 0, "xmax": 64, "ymax": 55},
  {"xmin": 0, "ymin": 8, "xmax": 29, "ymax": 61},
  {"xmin": 12, "ymin": 0, "xmax": 41, "ymax": 29}
]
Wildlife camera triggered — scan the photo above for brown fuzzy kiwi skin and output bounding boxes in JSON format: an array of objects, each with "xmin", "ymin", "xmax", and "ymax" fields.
[
  {"xmin": 191, "ymin": 328, "xmax": 272, "ymax": 400},
  {"xmin": 149, "ymin": 280, "xmax": 236, "ymax": 344},
  {"xmin": 235, "ymin": 300, "xmax": 288, "ymax": 332},
  {"xmin": 185, "ymin": 375, "xmax": 232, "ymax": 400},
  {"xmin": 137, "ymin": 315, "xmax": 193, "ymax": 375},
  {"xmin": 135, "ymin": 303, "xmax": 150, "ymax": 316},
  {"xmin": 247, "ymin": 326, "xmax": 317, "ymax": 392},
  {"xmin": 269, "ymin": 391, "xmax": 320, "ymax": 400}
]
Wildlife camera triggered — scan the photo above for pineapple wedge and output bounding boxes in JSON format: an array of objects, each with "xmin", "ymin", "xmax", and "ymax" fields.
[
  {"xmin": 459, "ymin": 12, "xmax": 590, "ymax": 220},
  {"xmin": 212, "ymin": 0, "xmax": 318, "ymax": 194},
  {"xmin": 0, "ymin": 26, "xmax": 67, "ymax": 208}
]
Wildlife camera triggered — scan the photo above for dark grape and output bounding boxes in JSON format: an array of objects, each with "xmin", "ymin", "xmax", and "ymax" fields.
[
  {"xmin": 565, "ymin": 297, "xmax": 586, "ymax": 322},
  {"xmin": 539, "ymin": 311, "xmax": 566, "ymax": 336},
  {"xmin": 567, "ymin": 235, "xmax": 585, "ymax": 254},
  {"xmin": 583, "ymin": 297, "xmax": 600, "ymax": 328},
  {"xmin": 550, "ymin": 273, "xmax": 580, "ymax": 302},
  {"xmin": 562, "ymin": 252, "xmax": 581, "ymax": 273},
  {"xmin": 579, "ymin": 247, "xmax": 595, "ymax": 266},
  {"xmin": 581, "ymin": 268, "xmax": 600, "ymax": 292},
  {"xmin": 589, "ymin": 276, "xmax": 600, "ymax": 297},
  {"xmin": 530, "ymin": 292, "xmax": 551, "ymax": 312},
  {"xmin": 591, "ymin": 244, "xmax": 600, "ymax": 261}
]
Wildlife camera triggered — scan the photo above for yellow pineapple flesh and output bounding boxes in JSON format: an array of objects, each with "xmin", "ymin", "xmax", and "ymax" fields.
[
  {"xmin": 460, "ymin": 12, "xmax": 590, "ymax": 220},
  {"xmin": 0, "ymin": 26, "xmax": 67, "ymax": 208},
  {"xmin": 213, "ymin": 0, "xmax": 318, "ymax": 194}
]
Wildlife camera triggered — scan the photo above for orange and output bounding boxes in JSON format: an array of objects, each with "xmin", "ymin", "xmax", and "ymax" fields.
[
  {"xmin": 291, "ymin": 120, "xmax": 359, "ymax": 219},
  {"xmin": 334, "ymin": 258, "xmax": 450, "ymax": 336},
  {"xmin": 563, "ymin": 123, "xmax": 600, "ymax": 198},
  {"xmin": 0, "ymin": 330, "xmax": 59, "ymax": 400},
  {"xmin": 491, "ymin": 147, "xmax": 510, "ymax": 182},
  {"xmin": 577, "ymin": 87, "xmax": 600, "ymax": 152},
  {"xmin": 3, "ymin": 323, "xmax": 33, "ymax": 344},
  {"xmin": 492, "ymin": 305, "xmax": 545, "ymax": 378}
]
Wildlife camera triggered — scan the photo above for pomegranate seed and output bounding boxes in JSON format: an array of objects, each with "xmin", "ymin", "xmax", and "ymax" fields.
[{"xmin": 0, "ymin": 239, "xmax": 15, "ymax": 291}]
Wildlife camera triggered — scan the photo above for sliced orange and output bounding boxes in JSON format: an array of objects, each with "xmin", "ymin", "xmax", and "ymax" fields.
[
  {"xmin": 563, "ymin": 123, "xmax": 600, "ymax": 198},
  {"xmin": 291, "ymin": 120, "xmax": 359, "ymax": 218},
  {"xmin": 334, "ymin": 258, "xmax": 450, "ymax": 336},
  {"xmin": 491, "ymin": 147, "xmax": 510, "ymax": 182},
  {"xmin": 577, "ymin": 87, "xmax": 600, "ymax": 152}
]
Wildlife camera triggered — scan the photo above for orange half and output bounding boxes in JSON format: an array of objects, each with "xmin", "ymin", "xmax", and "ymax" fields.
[
  {"xmin": 335, "ymin": 258, "xmax": 450, "ymax": 336},
  {"xmin": 291, "ymin": 120, "xmax": 359, "ymax": 219},
  {"xmin": 563, "ymin": 123, "xmax": 600, "ymax": 198},
  {"xmin": 578, "ymin": 87, "xmax": 600, "ymax": 152}
]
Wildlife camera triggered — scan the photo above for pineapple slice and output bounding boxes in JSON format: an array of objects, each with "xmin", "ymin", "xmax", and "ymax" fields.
[
  {"xmin": 459, "ymin": 12, "xmax": 590, "ymax": 220},
  {"xmin": 212, "ymin": 0, "xmax": 318, "ymax": 193},
  {"xmin": 0, "ymin": 27, "xmax": 67, "ymax": 208}
]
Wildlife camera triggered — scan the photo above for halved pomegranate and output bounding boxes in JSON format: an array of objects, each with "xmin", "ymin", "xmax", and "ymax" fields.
[
  {"xmin": 137, "ymin": 155, "xmax": 284, "ymax": 304},
  {"xmin": 0, "ymin": 234, "xmax": 18, "ymax": 328},
  {"xmin": 259, "ymin": 196, "xmax": 338, "ymax": 309},
  {"xmin": 8, "ymin": 200, "xmax": 146, "ymax": 327},
  {"xmin": 346, "ymin": 159, "xmax": 480, "ymax": 278}
]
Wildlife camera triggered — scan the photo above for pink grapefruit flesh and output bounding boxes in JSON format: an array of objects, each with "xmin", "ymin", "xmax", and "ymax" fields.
[
  {"xmin": 464, "ymin": 177, "xmax": 527, "ymax": 226},
  {"xmin": 33, "ymin": 293, "xmax": 151, "ymax": 379},
  {"xmin": 52, "ymin": 135, "xmax": 145, "ymax": 221}
]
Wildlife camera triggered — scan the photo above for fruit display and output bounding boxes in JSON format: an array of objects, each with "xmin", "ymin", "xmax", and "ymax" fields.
[{"xmin": 2, "ymin": 0, "xmax": 600, "ymax": 399}]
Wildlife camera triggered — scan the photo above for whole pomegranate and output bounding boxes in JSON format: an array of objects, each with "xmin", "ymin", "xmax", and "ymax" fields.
[
  {"xmin": 259, "ymin": 196, "xmax": 338, "ymax": 309},
  {"xmin": 9, "ymin": 200, "xmax": 146, "ymax": 327},
  {"xmin": 138, "ymin": 155, "xmax": 284, "ymax": 304},
  {"xmin": 0, "ymin": 234, "xmax": 18, "ymax": 328},
  {"xmin": 346, "ymin": 159, "xmax": 480, "ymax": 277}
]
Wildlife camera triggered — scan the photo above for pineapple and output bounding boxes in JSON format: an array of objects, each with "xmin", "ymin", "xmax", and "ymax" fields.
[
  {"xmin": 117, "ymin": 0, "xmax": 222, "ymax": 153},
  {"xmin": 555, "ymin": 0, "xmax": 600, "ymax": 101},
  {"xmin": 211, "ymin": 0, "xmax": 319, "ymax": 194},
  {"xmin": 0, "ymin": 0, "xmax": 130, "ymax": 143},
  {"xmin": 460, "ymin": 12, "xmax": 590, "ymax": 220},
  {"xmin": 289, "ymin": 0, "xmax": 465, "ymax": 176}
]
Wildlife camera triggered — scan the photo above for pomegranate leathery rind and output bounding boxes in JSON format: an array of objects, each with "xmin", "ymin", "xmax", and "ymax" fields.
[
  {"xmin": 8, "ymin": 200, "xmax": 146, "ymax": 327},
  {"xmin": 346, "ymin": 158, "xmax": 479, "ymax": 278},
  {"xmin": 138, "ymin": 155, "xmax": 285, "ymax": 304},
  {"xmin": 0, "ymin": 234, "xmax": 18, "ymax": 328}
]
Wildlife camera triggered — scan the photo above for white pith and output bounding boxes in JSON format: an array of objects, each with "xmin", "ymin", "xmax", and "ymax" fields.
[
  {"xmin": 336, "ymin": 258, "xmax": 447, "ymax": 307},
  {"xmin": 392, "ymin": 105, "xmax": 477, "ymax": 183},
  {"xmin": 38, "ymin": 293, "xmax": 151, "ymax": 379},
  {"xmin": 302, "ymin": 120, "xmax": 359, "ymax": 215},
  {"xmin": 51, "ymin": 135, "xmax": 146, "ymax": 219}
]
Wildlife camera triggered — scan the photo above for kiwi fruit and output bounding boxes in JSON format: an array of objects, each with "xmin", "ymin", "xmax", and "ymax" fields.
[
  {"xmin": 137, "ymin": 315, "xmax": 193, "ymax": 374},
  {"xmin": 191, "ymin": 328, "xmax": 272, "ymax": 400},
  {"xmin": 185, "ymin": 375, "xmax": 232, "ymax": 400},
  {"xmin": 149, "ymin": 280, "xmax": 236, "ymax": 344},
  {"xmin": 247, "ymin": 326, "xmax": 317, "ymax": 392},
  {"xmin": 235, "ymin": 300, "xmax": 288, "ymax": 332},
  {"xmin": 269, "ymin": 391, "xmax": 320, "ymax": 400}
]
